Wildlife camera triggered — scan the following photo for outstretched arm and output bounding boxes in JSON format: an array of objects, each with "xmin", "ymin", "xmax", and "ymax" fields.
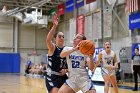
[
  {"xmin": 113, "ymin": 52, "xmax": 118, "ymax": 69},
  {"xmin": 60, "ymin": 47, "xmax": 78, "ymax": 58},
  {"xmin": 46, "ymin": 14, "xmax": 58, "ymax": 55},
  {"xmin": 92, "ymin": 53, "xmax": 102, "ymax": 72},
  {"xmin": 86, "ymin": 55, "xmax": 95, "ymax": 71}
]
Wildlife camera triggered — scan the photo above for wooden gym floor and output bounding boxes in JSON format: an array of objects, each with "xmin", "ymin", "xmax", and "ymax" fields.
[{"xmin": 0, "ymin": 73, "xmax": 139, "ymax": 93}]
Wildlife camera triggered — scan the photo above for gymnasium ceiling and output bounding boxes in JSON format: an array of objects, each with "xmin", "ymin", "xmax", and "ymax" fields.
[{"xmin": 0, "ymin": 0, "xmax": 67, "ymax": 15}]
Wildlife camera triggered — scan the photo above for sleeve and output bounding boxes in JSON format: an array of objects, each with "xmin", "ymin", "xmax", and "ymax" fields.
[
  {"xmin": 63, "ymin": 46, "xmax": 72, "ymax": 52},
  {"xmin": 63, "ymin": 46, "xmax": 68, "ymax": 52},
  {"xmin": 132, "ymin": 55, "xmax": 135, "ymax": 60}
]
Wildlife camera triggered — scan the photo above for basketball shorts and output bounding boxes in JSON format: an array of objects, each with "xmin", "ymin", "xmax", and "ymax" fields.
[
  {"xmin": 45, "ymin": 74, "xmax": 68, "ymax": 92},
  {"xmin": 101, "ymin": 67, "xmax": 115, "ymax": 76},
  {"xmin": 66, "ymin": 75, "xmax": 95, "ymax": 93}
]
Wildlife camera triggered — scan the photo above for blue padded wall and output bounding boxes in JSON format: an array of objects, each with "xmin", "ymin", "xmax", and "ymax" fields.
[{"xmin": 0, "ymin": 53, "xmax": 20, "ymax": 73}]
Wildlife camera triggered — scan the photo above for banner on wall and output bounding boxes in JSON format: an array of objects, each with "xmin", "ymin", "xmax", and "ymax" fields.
[
  {"xmin": 129, "ymin": 12, "xmax": 140, "ymax": 30},
  {"xmin": 49, "ymin": 8, "xmax": 57, "ymax": 20},
  {"xmin": 86, "ymin": 0, "xmax": 96, "ymax": 4},
  {"xmin": 50, "ymin": 8, "xmax": 57, "ymax": 15},
  {"xmin": 132, "ymin": 43, "xmax": 140, "ymax": 56},
  {"xmin": 103, "ymin": 9, "xmax": 112, "ymax": 38},
  {"xmin": 92, "ymin": 12, "xmax": 102, "ymax": 39},
  {"xmin": 75, "ymin": 0, "xmax": 84, "ymax": 8},
  {"xmin": 57, "ymin": 3, "xmax": 65, "ymax": 16},
  {"xmin": 85, "ymin": 15, "xmax": 92, "ymax": 39},
  {"xmin": 76, "ymin": 14, "xmax": 84, "ymax": 34},
  {"xmin": 66, "ymin": 0, "xmax": 74, "ymax": 13},
  {"xmin": 69, "ymin": 18, "xmax": 76, "ymax": 43}
]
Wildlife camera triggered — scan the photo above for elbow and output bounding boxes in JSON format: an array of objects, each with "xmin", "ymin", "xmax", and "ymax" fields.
[
  {"xmin": 46, "ymin": 37, "xmax": 51, "ymax": 43},
  {"xmin": 60, "ymin": 52, "xmax": 65, "ymax": 58}
]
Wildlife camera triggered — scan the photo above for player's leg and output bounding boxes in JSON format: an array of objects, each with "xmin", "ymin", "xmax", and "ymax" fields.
[
  {"xmin": 103, "ymin": 75, "xmax": 110, "ymax": 93},
  {"xmin": 45, "ymin": 75, "xmax": 60, "ymax": 93},
  {"xmin": 57, "ymin": 84, "xmax": 75, "ymax": 93},
  {"xmin": 50, "ymin": 87, "xmax": 59, "ymax": 93},
  {"xmin": 133, "ymin": 70, "xmax": 138, "ymax": 91},
  {"xmin": 109, "ymin": 74, "xmax": 119, "ymax": 93},
  {"xmin": 85, "ymin": 89, "xmax": 96, "ymax": 93},
  {"xmin": 80, "ymin": 79, "xmax": 96, "ymax": 93}
]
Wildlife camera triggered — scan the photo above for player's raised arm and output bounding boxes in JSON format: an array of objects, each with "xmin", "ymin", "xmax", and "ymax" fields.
[{"xmin": 46, "ymin": 14, "xmax": 58, "ymax": 54}]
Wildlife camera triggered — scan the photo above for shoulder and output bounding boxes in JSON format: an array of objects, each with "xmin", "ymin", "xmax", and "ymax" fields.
[
  {"xmin": 63, "ymin": 46, "xmax": 73, "ymax": 51},
  {"xmin": 111, "ymin": 50, "xmax": 115, "ymax": 53},
  {"xmin": 99, "ymin": 50, "xmax": 105, "ymax": 55},
  {"xmin": 111, "ymin": 50, "xmax": 116, "ymax": 55}
]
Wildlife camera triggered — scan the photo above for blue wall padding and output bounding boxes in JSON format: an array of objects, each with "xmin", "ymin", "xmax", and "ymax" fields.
[{"xmin": 0, "ymin": 53, "xmax": 20, "ymax": 73}]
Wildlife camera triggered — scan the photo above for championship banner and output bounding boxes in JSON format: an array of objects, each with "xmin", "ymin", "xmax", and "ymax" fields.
[
  {"xmin": 103, "ymin": 9, "xmax": 112, "ymax": 38},
  {"xmin": 85, "ymin": 15, "xmax": 92, "ymax": 39},
  {"xmin": 76, "ymin": 14, "xmax": 84, "ymax": 34},
  {"xmin": 66, "ymin": 0, "xmax": 74, "ymax": 13},
  {"xmin": 129, "ymin": 12, "xmax": 140, "ymax": 30},
  {"xmin": 92, "ymin": 12, "xmax": 102, "ymax": 39},
  {"xmin": 69, "ymin": 18, "xmax": 76, "ymax": 43},
  {"xmin": 50, "ymin": 8, "xmax": 57, "ymax": 15},
  {"xmin": 86, "ymin": 0, "xmax": 96, "ymax": 4},
  {"xmin": 49, "ymin": 8, "xmax": 57, "ymax": 22},
  {"xmin": 57, "ymin": 3, "xmax": 65, "ymax": 16},
  {"xmin": 75, "ymin": 0, "xmax": 84, "ymax": 8},
  {"xmin": 132, "ymin": 43, "xmax": 140, "ymax": 56}
]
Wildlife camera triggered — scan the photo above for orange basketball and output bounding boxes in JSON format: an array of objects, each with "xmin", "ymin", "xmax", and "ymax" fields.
[{"xmin": 79, "ymin": 40, "xmax": 95, "ymax": 55}]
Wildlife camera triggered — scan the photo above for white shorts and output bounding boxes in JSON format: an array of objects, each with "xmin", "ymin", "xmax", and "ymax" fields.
[
  {"xmin": 101, "ymin": 67, "xmax": 115, "ymax": 76},
  {"xmin": 66, "ymin": 75, "xmax": 95, "ymax": 93}
]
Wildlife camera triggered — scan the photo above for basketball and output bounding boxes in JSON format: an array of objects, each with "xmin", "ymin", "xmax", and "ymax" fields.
[{"xmin": 79, "ymin": 40, "xmax": 95, "ymax": 55}]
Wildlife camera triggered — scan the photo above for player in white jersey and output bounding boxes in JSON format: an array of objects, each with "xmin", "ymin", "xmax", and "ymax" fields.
[
  {"xmin": 57, "ymin": 34, "xmax": 96, "ymax": 93},
  {"xmin": 93, "ymin": 42, "xmax": 119, "ymax": 93}
]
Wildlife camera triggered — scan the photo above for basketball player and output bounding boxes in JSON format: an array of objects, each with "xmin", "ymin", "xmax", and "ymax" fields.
[
  {"xmin": 57, "ymin": 34, "xmax": 96, "ymax": 93},
  {"xmin": 93, "ymin": 42, "xmax": 119, "ymax": 93},
  {"xmin": 131, "ymin": 48, "xmax": 140, "ymax": 91},
  {"xmin": 45, "ymin": 14, "xmax": 68, "ymax": 93}
]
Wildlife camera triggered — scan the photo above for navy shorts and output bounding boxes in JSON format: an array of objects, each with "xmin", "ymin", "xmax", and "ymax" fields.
[{"xmin": 45, "ymin": 74, "xmax": 68, "ymax": 93}]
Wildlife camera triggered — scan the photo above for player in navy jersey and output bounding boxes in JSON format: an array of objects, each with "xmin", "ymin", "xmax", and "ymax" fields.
[
  {"xmin": 45, "ymin": 14, "xmax": 68, "ymax": 93},
  {"xmin": 131, "ymin": 48, "xmax": 140, "ymax": 91}
]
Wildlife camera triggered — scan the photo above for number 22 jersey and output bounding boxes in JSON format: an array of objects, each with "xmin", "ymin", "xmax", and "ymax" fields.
[{"xmin": 63, "ymin": 46, "xmax": 89, "ymax": 80}]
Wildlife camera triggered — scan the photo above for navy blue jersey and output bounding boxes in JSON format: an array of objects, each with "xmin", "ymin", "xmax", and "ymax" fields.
[
  {"xmin": 48, "ymin": 45, "xmax": 68, "ymax": 72},
  {"xmin": 45, "ymin": 46, "xmax": 68, "ymax": 92}
]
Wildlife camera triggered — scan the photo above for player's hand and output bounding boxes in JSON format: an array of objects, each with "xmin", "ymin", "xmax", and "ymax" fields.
[
  {"xmin": 59, "ymin": 69, "xmax": 68, "ymax": 76},
  {"xmin": 53, "ymin": 14, "xmax": 58, "ymax": 27},
  {"xmin": 92, "ymin": 67, "xmax": 96, "ymax": 73},
  {"xmin": 73, "ymin": 44, "xmax": 80, "ymax": 51}
]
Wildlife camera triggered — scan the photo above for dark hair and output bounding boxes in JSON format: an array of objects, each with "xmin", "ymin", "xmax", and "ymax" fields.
[
  {"xmin": 79, "ymin": 34, "xmax": 86, "ymax": 40},
  {"xmin": 54, "ymin": 32, "xmax": 58, "ymax": 38},
  {"xmin": 135, "ymin": 48, "xmax": 139, "ymax": 51}
]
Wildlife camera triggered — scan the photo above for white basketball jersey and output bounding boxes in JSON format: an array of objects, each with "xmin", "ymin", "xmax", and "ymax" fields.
[
  {"xmin": 63, "ymin": 47, "xmax": 89, "ymax": 79},
  {"xmin": 101, "ymin": 50, "xmax": 115, "ymax": 67},
  {"xmin": 100, "ymin": 50, "xmax": 116, "ymax": 75}
]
